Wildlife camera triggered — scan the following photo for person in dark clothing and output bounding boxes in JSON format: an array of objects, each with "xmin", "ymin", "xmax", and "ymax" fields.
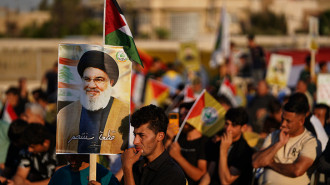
[
  {"xmin": 204, "ymin": 107, "xmax": 254, "ymax": 185},
  {"xmin": 12, "ymin": 124, "xmax": 65, "ymax": 185},
  {"xmin": 0, "ymin": 119, "xmax": 28, "ymax": 183},
  {"xmin": 318, "ymin": 140, "xmax": 330, "ymax": 185},
  {"xmin": 121, "ymin": 105, "xmax": 186, "ymax": 185},
  {"xmin": 247, "ymin": 34, "xmax": 266, "ymax": 84},
  {"xmin": 247, "ymin": 80, "xmax": 276, "ymax": 133},
  {"xmin": 0, "ymin": 87, "xmax": 26, "ymax": 122},
  {"xmin": 261, "ymin": 99, "xmax": 282, "ymax": 138},
  {"xmin": 42, "ymin": 62, "xmax": 58, "ymax": 103},
  {"xmin": 168, "ymin": 102, "xmax": 207, "ymax": 185},
  {"xmin": 237, "ymin": 53, "xmax": 252, "ymax": 78}
]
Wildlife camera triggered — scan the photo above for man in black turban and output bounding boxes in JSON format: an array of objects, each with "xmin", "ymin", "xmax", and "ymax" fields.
[{"xmin": 57, "ymin": 50, "xmax": 129, "ymax": 154}]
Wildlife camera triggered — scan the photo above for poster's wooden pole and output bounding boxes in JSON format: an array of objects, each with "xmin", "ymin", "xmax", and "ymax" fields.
[
  {"xmin": 311, "ymin": 50, "xmax": 316, "ymax": 80},
  {"xmin": 89, "ymin": 154, "xmax": 97, "ymax": 181}
]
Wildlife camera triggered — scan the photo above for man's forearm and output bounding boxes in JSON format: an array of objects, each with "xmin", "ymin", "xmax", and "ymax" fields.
[
  {"xmin": 268, "ymin": 156, "xmax": 314, "ymax": 178},
  {"xmin": 268, "ymin": 162, "xmax": 300, "ymax": 177},
  {"xmin": 252, "ymin": 142, "xmax": 283, "ymax": 168},
  {"xmin": 219, "ymin": 150, "xmax": 238, "ymax": 185},
  {"xmin": 123, "ymin": 168, "xmax": 136, "ymax": 185},
  {"xmin": 174, "ymin": 156, "xmax": 206, "ymax": 181}
]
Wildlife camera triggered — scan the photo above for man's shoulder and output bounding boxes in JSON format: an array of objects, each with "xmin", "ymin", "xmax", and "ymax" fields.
[
  {"xmin": 300, "ymin": 129, "xmax": 318, "ymax": 144},
  {"xmin": 155, "ymin": 153, "xmax": 186, "ymax": 183},
  {"xmin": 233, "ymin": 136, "xmax": 254, "ymax": 156}
]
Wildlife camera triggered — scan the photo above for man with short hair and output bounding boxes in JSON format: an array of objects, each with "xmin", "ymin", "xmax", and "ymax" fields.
[
  {"xmin": 23, "ymin": 102, "xmax": 56, "ymax": 134},
  {"xmin": 57, "ymin": 50, "xmax": 129, "ymax": 154},
  {"xmin": 168, "ymin": 102, "xmax": 208, "ymax": 185},
  {"xmin": 121, "ymin": 105, "xmax": 186, "ymax": 185},
  {"xmin": 252, "ymin": 93, "xmax": 322, "ymax": 185},
  {"xmin": 203, "ymin": 107, "xmax": 254, "ymax": 185},
  {"xmin": 23, "ymin": 103, "xmax": 46, "ymax": 124}
]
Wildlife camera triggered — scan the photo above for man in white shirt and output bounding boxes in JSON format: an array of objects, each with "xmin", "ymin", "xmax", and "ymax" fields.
[{"xmin": 252, "ymin": 93, "xmax": 322, "ymax": 185}]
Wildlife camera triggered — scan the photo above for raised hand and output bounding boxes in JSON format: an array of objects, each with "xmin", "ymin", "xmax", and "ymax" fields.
[
  {"xmin": 220, "ymin": 132, "xmax": 233, "ymax": 152},
  {"xmin": 121, "ymin": 148, "xmax": 142, "ymax": 170},
  {"xmin": 169, "ymin": 141, "xmax": 182, "ymax": 160},
  {"xmin": 279, "ymin": 130, "xmax": 289, "ymax": 146}
]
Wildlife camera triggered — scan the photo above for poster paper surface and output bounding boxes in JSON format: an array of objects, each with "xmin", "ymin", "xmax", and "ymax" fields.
[{"xmin": 56, "ymin": 44, "xmax": 131, "ymax": 154}]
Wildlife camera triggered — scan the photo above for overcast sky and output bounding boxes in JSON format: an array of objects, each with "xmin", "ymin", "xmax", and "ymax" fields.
[{"xmin": 0, "ymin": 0, "xmax": 48, "ymax": 12}]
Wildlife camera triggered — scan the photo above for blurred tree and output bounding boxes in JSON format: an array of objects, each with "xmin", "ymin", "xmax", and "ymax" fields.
[
  {"xmin": 79, "ymin": 19, "xmax": 103, "ymax": 35},
  {"xmin": 246, "ymin": 9, "xmax": 287, "ymax": 35},
  {"xmin": 319, "ymin": 10, "xmax": 330, "ymax": 36},
  {"xmin": 154, "ymin": 27, "xmax": 170, "ymax": 40},
  {"xmin": 50, "ymin": 0, "xmax": 86, "ymax": 37},
  {"xmin": 6, "ymin": 20, "xmax": 18, "ymax": 37},
  {"xmin": 39, "ymin": 0, "xmax": 49, "ymax": 10},
  {"xmin": 20, "ymin": 0, "xmax": 103, "ymax": 38}
]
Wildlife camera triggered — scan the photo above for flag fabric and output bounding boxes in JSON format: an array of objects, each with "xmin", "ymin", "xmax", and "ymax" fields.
[
  {"xmin": 176, "ymin": 90, "xmax": 226, "ymax": 139},
  {"xmin": 144, "ymin": 79, "xmax": 170, "ymax": 106},
  {"xmin": 104, "ymin": 0, "xmax": 143, "ymax": 67},
  {"xmin": 1, "ymin": 103, "xmax": 18, "ymax": 124},
  {"xmin": 218, "ymin": 77, "xmax": 238, "ymax": 107},
  {"xmin": 209, "ymin": 6, "xmax": 230, "ymax": 68},
  {"xmin": 184, "ymin": 85, "xmax": 196, "ymax": 102},
  {"xmin": 130, "ymin": 71, "xmax": 145, "ymax": 112}
]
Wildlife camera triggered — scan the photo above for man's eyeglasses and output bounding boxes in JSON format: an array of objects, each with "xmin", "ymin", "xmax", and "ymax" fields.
[{"xmin": 82, "ymin": 77, "xmax": 107, "ymax": 84}]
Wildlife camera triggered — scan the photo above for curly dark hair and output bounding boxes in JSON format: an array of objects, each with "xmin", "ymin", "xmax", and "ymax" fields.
[
  {"xmin": 23, "ymin": 123, "xmax": 52, "ymax": 146},
  {"xmin": 131, "ymin": 104, "xmax": 168, "ymax": 134},
  {"xmin": 225, "ymin": 107, "xmax": 249, "ymax": 126}
]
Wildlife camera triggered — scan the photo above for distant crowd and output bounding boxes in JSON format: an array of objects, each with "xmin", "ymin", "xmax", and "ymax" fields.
[{"xmin": 0, "ymin": 34, "xmax": 329, "ymax": 185}]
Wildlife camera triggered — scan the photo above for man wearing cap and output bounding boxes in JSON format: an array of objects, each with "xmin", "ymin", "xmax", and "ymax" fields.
[{"xmin": 57, "ymin": 50, "xmax": 129, "ymax": 154}]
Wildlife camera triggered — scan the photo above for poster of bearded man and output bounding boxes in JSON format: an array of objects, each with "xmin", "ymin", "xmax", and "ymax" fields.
[{"xmin": 56, "ymin": 44, "xmax": 131, "ymax": 154}]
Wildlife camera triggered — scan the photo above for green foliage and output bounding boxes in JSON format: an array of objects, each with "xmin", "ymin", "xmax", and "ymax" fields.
[
  {"xmin": 79, "ymin": 19, "xmax": 103, "ymax": 36},
  {"xmin": 247, "ymin": 10, "xmax": 287, "ymax": 35},
  {"xmin": 319, "ymin": 10, "xmax": 330, "ymax": 36},
  {"xmin": 154, "ymin": 27, "xmax": 170, "ymax": 39},
  {"xmin": 138, "ymin": 32, "xmax": 151, "ymax": 39},
  {"xmin": 19, "ymin": 0, "xmax": 103, "ymax": 38}
]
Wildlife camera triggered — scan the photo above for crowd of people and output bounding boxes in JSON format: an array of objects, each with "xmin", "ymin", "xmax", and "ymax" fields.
[{"xmin": 0, "ymin": 34, "xmax": 329, "ymax": 185}]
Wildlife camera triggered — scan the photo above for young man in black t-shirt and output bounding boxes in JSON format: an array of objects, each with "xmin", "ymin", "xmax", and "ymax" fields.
[
  {"xmin": 121, "ymin": 105, "xmax": 186, "ymax": 185},
  {"xmin": 168, "ymin": 102, "xmax": 208, "ymax": 185},
  {"xmin": 204, "ymin": 107, "xmax": 254, "ymax": 185}
]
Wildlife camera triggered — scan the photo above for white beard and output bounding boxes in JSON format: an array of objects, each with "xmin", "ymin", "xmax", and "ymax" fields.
[{"xmin": 80, "ymin": 82, "xmax": 112, "ymax": 111}]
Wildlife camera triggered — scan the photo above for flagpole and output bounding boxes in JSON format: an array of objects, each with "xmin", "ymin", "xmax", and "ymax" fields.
[
  {"xmin": 89, "ymin": 0, "xmax": 107, "ymax": 181},
  {"xmin": 103, "ymin": 0, "xmax": 106, "ymax": 46},
  {"xmin": 174, "ymin": 89, "xmax": 206, "ymax": 142}
]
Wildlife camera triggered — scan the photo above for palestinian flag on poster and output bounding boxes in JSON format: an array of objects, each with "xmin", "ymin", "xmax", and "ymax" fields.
[
  {"xmin": 144, "ymin": 79, "xmax": 170, "ymax": 106},
  {"xmin": 1, "ymin": 103, "xmax": 18, "ymax": 124},
  {"xmin": 105, "ymin": 0, "xmax": 143, "ymax": 67},
  {"xmin": 181, "ymin": 90, "xmax": 226, "ymax": 137}
]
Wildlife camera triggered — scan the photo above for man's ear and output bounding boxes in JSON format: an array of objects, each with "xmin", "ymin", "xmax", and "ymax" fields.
[
  {"xmin": 241, "ymin": 124, "xmax": 248, "ymax": 132},
  {"xmin": 110, "ymin": 79, "xmax": 115, "ymax": 86},
  {"xmin": 299, "ymin": 115, "xmax": 306, "ymax": 126},
  {"xmin": 43, "ymin": 139, "xmax": 50, "ymax": 148},
  {"xmin": 157, "ymin": 132, "xmax": 165, "ymax": 142}
]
